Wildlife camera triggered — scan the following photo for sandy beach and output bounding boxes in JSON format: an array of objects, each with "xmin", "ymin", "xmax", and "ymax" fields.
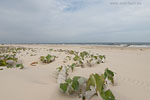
[{"xmin": 0, "ymin": 44, "xmax": 150, "ymax": 100}]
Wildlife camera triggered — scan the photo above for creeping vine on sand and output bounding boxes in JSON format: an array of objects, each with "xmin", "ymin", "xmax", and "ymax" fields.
[{"xmin": 57, "ymin": 50, "xmax": 116, "ymax": 100}]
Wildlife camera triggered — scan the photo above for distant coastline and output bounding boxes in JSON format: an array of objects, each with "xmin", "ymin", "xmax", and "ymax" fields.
[{"xmin": 1, "ymin": 42, "xmax": 150, "ymax": 48}]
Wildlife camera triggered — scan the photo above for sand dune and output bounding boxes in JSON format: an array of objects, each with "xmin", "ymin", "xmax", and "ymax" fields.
[{"xmin": 0, "ymin": 44, "xmax": 150, "ymax": 100}]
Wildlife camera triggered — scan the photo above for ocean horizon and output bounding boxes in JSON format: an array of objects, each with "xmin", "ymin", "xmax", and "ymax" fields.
[{"xmin": 1, "ymin": 42, "xmax": 150, "ymax": 47}]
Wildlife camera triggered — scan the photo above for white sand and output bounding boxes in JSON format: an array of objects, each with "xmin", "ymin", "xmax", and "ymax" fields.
[{"xmin": 0, "ymin": 44, "xmax": 150, "ymax": 100}]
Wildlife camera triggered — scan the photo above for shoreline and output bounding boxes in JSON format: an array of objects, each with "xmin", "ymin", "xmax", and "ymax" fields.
[
  {"xmin": 1, "ymin": 42, "xmax": 150, "ymax": 48},
  {"xmin": 1, "ymin": 44, "xmax": 150, "ymax": 51}
]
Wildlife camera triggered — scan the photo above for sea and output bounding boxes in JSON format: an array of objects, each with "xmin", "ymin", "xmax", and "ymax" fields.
[{"xmin": 3, "ymin": 42, "xmax": 150, "ymax": 48}]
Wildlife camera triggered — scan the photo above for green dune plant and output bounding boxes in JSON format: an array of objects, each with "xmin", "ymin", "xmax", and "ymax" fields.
[
  {"xmin": 60, "ymin": 76, "xmax": 87, "ymax": 94},
  {"xmin": 73, "ymin": 51, "xmax": 105, "ymax": 67},
  {"xmin": 0, "ymin": 68, "xmax": 3, "ymax": 70},
  {"xmin": 67, "ymin": 50, "xmax": 79, "ymax": 55},
  {"xmin": 57, "ymin": 65, "xmax": 116, "ymax": 100},
  {"xmin": 0, "ymin": 60, "xmax": 7, "ymax": 66},
  {"xmin": 0, "ymin": 54, "xmax": 24, "ymax": 69},
  {"xmin": 0, "ymin": 46, "xmax": 26, "ymax": 54},
  {"xmin": 56, "ymin": 49, "xmax": 116, "ymax": 100},
  {"xmin": 16, "ymin": 64, "xmax": 24, "ymax": 69},
  {"xmin": 85, "ymin": 73, "xmax": 115, "ymax": 100},
  {"xmin": 40, "ymin": 54, "xmax": 56, "ymax": 63},
  {"xmin": 104, "ymin": 68, "xmax": 115, "ymax": 85},
  {"xmin": 0, "ymin": 54, "xmax": 18, "ymax": 67}
]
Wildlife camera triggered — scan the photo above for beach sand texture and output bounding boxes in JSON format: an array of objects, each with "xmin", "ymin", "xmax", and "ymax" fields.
[{"xmin": 0, "ymin": 44, "xmax": 150, "ymax": 100}]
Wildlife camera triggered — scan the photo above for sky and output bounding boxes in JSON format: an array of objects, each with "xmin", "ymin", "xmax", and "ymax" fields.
[{"xmin": 0, "ymin": 0, "xmax": 150, "ymax": 43}]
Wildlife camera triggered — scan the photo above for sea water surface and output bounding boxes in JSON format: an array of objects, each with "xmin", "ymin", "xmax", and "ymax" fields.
[{"xmin": 3, "ymin": 42, "xmax": 150, "ymax": 48}]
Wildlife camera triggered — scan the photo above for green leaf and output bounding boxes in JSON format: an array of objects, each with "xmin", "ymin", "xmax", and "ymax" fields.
[
  {"xmin": 72, "ymin": 80, "xmax": 79, "ymax": 91},
  {"xmin": 104, "ymin": 68, "xmax": 115, "ymax": 84},
  {"xmin": 70, "ymin": 63, "xmax": 76, "ymax": 72},
  {"xmin": 71, "ymin": 76, "xmax": 80, "ymax": 91},
  {"xmin": 57, "ymin": 66, "xmax": 62, "ymax": 72},
  {"xmin": 16, "ymin": 64, "xmax": 24, "ymax": 69},
  {"xmin": 97, "ymin": 61, "xmax": 100, "ymax": 64},
  {"xmin": 40, "ymin": 56, "xmax": 45, "ymax": 61},
  {"xmin": 16, "ymin": 64, "xmax": 21, "ymax": 67},
  {"xmin": 99, "ymin": 55, "xmax": 105, "ymax": 60},
  {"xmin": 80, "ymin": 51, "xmax": 89, "ymax": 60},
  {"xmin": 94, "ymin": 74, "xmax": 105, "ymax": 94},
  {"xmin": 46, "ymin": 54, "xmax": 52, "ymax": 63},
  {"xmin": 73, "ymin": 55, "xmax": 80, "ymax": 61},
  {"xmin": 68, "ymin": 50, "xmax": 74, "ymax": 55},
  {"xmin": 94, "ymin": 56, "xmax": 98, "ymax": 59},
  {"xmin": 101, "ymin": 89, "xmax": 115, "ymax": 100},
  {"xmin": 86, "ymin": 74, "xmax": 95, "ymax": 90},
  {"xmin": 60, "ymin": 83, "xmax": 68, "ymax": 93},
  {"xmin": 66, "ymin": 78, "xmax": 72, "ymax": 83},
  {"xmin": 0, "ymin": 60, "xmax": 7, "ymax": 66},
  {"xmin": 7, "ymin": 65, "xmax": 14, "ymax": 68},
  {"xmin": 73, "ymin": 76, "xmax": 80, "ymax": 81}
]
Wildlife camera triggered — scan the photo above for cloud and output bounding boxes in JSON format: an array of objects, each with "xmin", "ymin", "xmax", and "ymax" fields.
[{"xmin": 0, "ymin": 0, "xmax": 150, "ymax": 43}]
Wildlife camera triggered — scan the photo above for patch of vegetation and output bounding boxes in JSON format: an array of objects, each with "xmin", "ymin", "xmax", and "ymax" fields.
[
  {"xmin": 0, "ymin": 60, "xmax": 7, "ymax": 66},
  {"xmin": 0, "ymin": 54, "xmax": 24, "ymax": 69},
  {"xmin": 40, "ymin": 54, "xmax": 56, "ymax": 63},
  {"xmin": 72, "ymin": 51, "xmax": 105, "ymax": 67},
  {"xmin": 30, "ymin": 54, "xmax": 36, "ymax": 56},
  {"xmin": 0, "ymin": 54, "xmax": 17, "ymax": 67},
  {"xmin": 0, "ymin": 46, "xmax": 26, "ymax": 54},
  {"xmin": 0, "ymin": 68, "xmax": 3, "ymax": 70},
  {"xmin": 104, "ymin": 68, "xmax": 115, "ymax": 85},
  {"xmin": 56, "ymin": 49, "xmax": 116, "ymax": 100},
  {"xmin": 86, "ymin": 72, "xmax": 115, "ymax": 100},
  {"xmin": 16, "ymin": 64, "xmax": 24, "ymax": 69},
  {"xmin": 59, "ymin": 67, "xmax": 116, "ymax": 100},
  {"xmin": 60, "ymin": 76, "xmax": 87, "ymax": 94}
]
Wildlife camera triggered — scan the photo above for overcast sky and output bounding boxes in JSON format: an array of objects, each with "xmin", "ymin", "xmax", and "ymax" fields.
[{"xmin": 0, "ymin": 0, "xmax": 150, "ymax": 43}]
